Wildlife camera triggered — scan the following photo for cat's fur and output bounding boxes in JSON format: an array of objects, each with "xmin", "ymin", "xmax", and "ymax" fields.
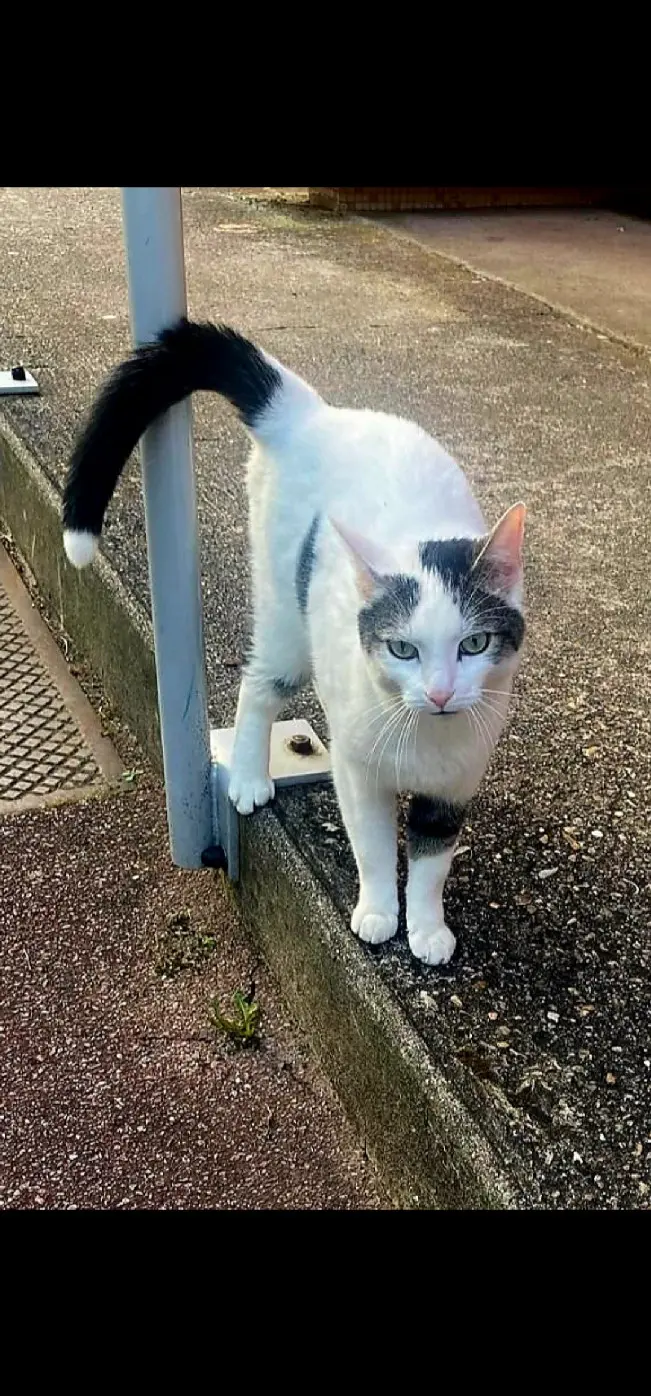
[{"xmin": 63, "ymin": 318, "xmax": 526, "ymax": 965}]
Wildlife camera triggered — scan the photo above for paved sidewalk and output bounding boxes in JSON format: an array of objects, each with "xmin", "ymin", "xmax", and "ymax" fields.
[{"xmin": 377, "ymin": 205, "xmax": 651, "ymax": 349}]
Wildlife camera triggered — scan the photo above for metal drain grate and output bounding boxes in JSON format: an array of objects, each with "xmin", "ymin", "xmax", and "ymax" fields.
[
  {"xmin": 0, "ymin": 546, "xmax": 122, "ymax": 810},
  {"xmin": 0, "ymin": 587, "xmax": 100, "ymax": 801}
]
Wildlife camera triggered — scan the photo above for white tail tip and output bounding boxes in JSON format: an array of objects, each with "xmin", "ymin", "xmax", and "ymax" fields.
[{"xmin": 63, "ymin": 529, "xmax": 99, "ymax": 569}]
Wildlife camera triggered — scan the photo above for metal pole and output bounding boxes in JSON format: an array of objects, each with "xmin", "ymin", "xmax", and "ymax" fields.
[{"xmin": 121, "ymin": 187, "xmax": 213, "ymax": 867}]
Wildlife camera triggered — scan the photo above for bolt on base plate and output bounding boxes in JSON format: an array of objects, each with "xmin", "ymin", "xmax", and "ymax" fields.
[
  {"xmin": 0, "ymin": 368, "xmax": 39, "ymax": 396},
  {"xmin": 209, "ymin": 719, "xmax": 331, "ymax": 882},
  {"xmin": 211, "ymin": 719, "xmax": 330, "ymax": 787}
]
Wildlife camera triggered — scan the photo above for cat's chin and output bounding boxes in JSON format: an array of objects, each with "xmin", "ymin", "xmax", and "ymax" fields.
[{"xmin": 417, "ymin": 706, "xmax": 463, "ymax": 718}]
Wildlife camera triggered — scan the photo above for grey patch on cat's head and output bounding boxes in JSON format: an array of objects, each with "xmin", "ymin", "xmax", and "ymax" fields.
[
  {"xmin": 296, "ymin": 514, "xmax": 321, "ymax": 614},
  {"xmin": 419, "ymin": 536, "xmax": 525, "ymax": 660},
  {"xmin": 475, "ymin": 595, "xmax": 525, "ymax": 659},
  {"xmin": 419, "ymin": 538, "xmax": 484, "ymax": 592},
  {"xmin": 358, "ymin": 574, "xmax": 421, "ymax": 653},
  {"xmin": 407, "ymin": 795, "xmax": 466, "ymax": 858}
]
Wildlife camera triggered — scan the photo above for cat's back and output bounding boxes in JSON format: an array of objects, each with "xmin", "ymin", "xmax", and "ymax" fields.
[{"xmin": 308, "ymin": 404, "xmax": 485, "ymax": 540}]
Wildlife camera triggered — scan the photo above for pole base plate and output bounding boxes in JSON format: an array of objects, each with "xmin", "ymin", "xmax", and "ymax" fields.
[{"xmin": 209, "ymin": 720, "xmax": 330, "ymax": 882}]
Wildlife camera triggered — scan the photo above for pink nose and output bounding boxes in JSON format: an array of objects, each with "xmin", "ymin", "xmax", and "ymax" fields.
[{"xmin": 426, "ymin": 687, "xmax": 455, "ymax": 710}]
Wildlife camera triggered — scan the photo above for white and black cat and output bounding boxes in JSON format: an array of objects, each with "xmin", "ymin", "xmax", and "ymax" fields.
[{"xmin": 63, "ymin": 319, "xmax": 526, "ymax": 965}]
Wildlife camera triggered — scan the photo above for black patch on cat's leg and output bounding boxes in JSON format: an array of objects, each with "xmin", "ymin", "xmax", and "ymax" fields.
[
  {"xmin": 272, "ymin": 675, "xmax": 308, "ymax": 699},
  {"xmin": 296, "ymin": 514, "xmax": 321, "ymax": 613},
  {"xmin": 358, "ymin": 575, "xmax": 421, "ymax": 652},
  {"xmin": 407, "ymin": 796, "xmax": 465, "ymax": 859}
]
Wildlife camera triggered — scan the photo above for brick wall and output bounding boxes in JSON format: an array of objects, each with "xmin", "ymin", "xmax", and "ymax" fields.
[{"xmin": 309, "ymin": 187, "xmax": 617, "ymax": 213}]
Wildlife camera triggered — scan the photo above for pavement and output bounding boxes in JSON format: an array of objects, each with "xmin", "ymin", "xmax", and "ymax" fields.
[
  {"xmin": 377, "ymin": 205, "xmax": 651, "ymax": 349},
  {"xmin": 0, "ymin": 187, "xmax": 649, "ymax": 1208}
]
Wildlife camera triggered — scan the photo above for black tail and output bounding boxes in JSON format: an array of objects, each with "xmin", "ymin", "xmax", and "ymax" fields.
[{"xmin": 62, "ymin": 317, "xmax": 281, "ymax": 547}]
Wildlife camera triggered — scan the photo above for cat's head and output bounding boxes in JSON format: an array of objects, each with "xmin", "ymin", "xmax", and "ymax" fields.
[{"xmin": 332, "ymin": 503, "xmax": 526, "ymax": 716}]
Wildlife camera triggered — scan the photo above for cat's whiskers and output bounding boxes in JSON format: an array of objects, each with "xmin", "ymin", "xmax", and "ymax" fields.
[
  {"xmin": 476, "ymin": 712, "xmax": 495, "ymax": 762},
  {"xmin": 395, "ymin": 706, "xmax": 417, "ymax": 791},
  {"xmin": 356, "ymin": 698, "xmax": 402, "ymax": 731},
  {"xmin": 370, "ymin": 702, "xmax": 410, "ymax": 791},
  {"xmin": 363, "ymin": 700, "xmax": 408, "ymax": 784},
  {"xmin": 466, "ymin": 705, "xmax": 485, "ymax": 758},
  {"xmin": 476, "ymin": 694, "xmax": 511, "ymax": 725},
  {"xmin": 469, "ymin": 703, "xmax": 497, "ymax": 761},
  {"xmin": 354, "ymin": 692, "xmax": 404, "ymax": 734},
  {"xmin": 353, "ymin": 696, "xmax": 404, "ymax": 755},
  {"xmin": 392, "ymin": 707, "xmax": 410, "ymax": 792},
  {"xmin": 401, "ymin": 708, "xmax": 421, "ymax": 791}
]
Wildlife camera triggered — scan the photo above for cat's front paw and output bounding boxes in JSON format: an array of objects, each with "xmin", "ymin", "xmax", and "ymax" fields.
[
  {"xmin": 408, "ymin": 921, "xmax": 457, "ymax": 966},
  {"xmin": 228, "ymin": 770, "xmax": 275, "ymax": 816},
  {"xmin": 351, "ymin": 903, "xmax": 398, "ymax": 946}
]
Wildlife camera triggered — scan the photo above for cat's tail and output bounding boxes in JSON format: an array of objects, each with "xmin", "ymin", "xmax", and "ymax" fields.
[{"xmin": 62, "ymin": 317, "xmax": 320, "ymax": 567}]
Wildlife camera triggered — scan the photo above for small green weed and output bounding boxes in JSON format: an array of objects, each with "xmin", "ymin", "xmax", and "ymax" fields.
[
  {"xmin": 121, "ymin": 767, "xmax": 143, "ymax": 785},
  {"xmin": 209, "ymin": 989, "xmax": 261, "ymax": 1045}
]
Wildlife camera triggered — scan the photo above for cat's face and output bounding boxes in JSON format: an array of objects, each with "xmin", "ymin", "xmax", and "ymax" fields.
[{"xmin": 333, "ymin": 504, "xmax": 526, "ymax": 717}]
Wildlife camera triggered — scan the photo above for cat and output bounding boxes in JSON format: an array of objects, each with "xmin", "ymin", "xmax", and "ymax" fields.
[{"xmin": 62, "ymin": 318, "xmax": 526, "ymax": 965}]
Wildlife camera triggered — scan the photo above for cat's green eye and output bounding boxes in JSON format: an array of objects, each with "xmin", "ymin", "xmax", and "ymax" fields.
[
  {"xmin": 459, "ymin": 631, "xmax": 491, "ymax": 657},
  {"xmin": 387, "ymin": 640, "xmax": 419, "ymax": 661}
]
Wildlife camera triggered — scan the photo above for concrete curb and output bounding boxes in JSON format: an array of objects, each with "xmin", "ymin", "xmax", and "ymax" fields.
[{"xmin": 0, "ymin": 413, "xmax": 521, "ymax": 1209}]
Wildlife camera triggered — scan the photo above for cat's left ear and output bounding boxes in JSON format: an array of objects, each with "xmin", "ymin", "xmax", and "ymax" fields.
[
  {"xmin": 474, "ymin": 501, "xmax": 526, "ymax": 592},
  {"xmin": 329, "ymin": 517, "xmax": 395, "ymax": 600}
]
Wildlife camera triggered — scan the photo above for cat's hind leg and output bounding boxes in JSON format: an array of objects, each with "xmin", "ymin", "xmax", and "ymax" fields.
[{"xmin": 228, "ymin": 606, "xmax": 310, "ymax": 816}]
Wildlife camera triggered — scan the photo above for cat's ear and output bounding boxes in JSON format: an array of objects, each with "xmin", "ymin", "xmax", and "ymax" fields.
[
  {"xmin": 329, "ymin": 517, "xmax": 394, "ymax": 599},
  {"xmin": 474, "ymin": 501, "xmax": 526, "ymax": 591}
]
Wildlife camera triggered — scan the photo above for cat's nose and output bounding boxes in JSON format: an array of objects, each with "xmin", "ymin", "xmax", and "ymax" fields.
[{"xmin": 426, "ymin": 687, "xmax": 455, "ymax": 711}]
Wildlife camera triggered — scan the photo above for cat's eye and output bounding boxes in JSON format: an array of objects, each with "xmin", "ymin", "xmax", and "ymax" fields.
[
  {"xmin": 387, "ymin": 640, "xmax": 419, "ymax": 661},
  {"xmin": 459, "ymin": 631, "xmax": 491, "ymax": 656}
]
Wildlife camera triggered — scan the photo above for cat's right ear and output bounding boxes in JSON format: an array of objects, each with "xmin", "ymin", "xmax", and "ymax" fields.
[{"xmin": 329, "ymin": 518, "xmax": 393, "ymax": 600}]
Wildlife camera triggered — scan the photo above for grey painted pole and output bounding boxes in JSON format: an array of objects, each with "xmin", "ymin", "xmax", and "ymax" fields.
[{"xmin": 121, "ymin": 187, "xmax": 213, "ymax": 868}]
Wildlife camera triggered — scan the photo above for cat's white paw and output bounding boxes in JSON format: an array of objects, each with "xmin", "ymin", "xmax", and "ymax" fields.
[
  {"xmin": 228, "ymin": 771, "xmax": 275, "ymax": 816},
  {"xmin": 408, "ymin": 921, "xmax": 457, "ymax": 966},
  {"xmin": 351, "ymin": 904, "xmax": 398, "ymax": 945}
]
